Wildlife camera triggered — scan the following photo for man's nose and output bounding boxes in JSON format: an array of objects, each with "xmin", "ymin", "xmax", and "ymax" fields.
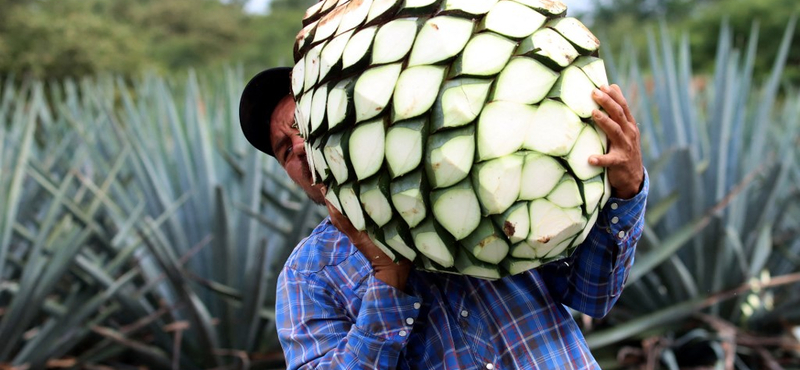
[{"xmin": 292, "ymin": 137, "xmax": 306, "ymax": 157}]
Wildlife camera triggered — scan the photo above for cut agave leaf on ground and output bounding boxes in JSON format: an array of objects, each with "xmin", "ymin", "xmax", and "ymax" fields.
[
  {"xmin": 501, "ymin": 257, "xmax": 543, "ymax": 275},
  {"xmin": 432, "ymin": 78, "xmax": 493, "ymax": 131},
  {"xmin": 339, "ymin": 182, "xmax": 367, "ymax": 231},
  {"xmin": 519, "ymin": 152, "xmax": 567, "ymax": 200},
  {"xmin": 323, "ymin": 130, "xmax": 352, "ymax": 185},
  {"xmin": 354, "ymin": 62, "xmax": 402, "ymax": 122},
  {"xmin": 382, "ymin": 218, "xmax": 419, "ymax": 261},
  {"xmin": 546, "ymin": 17, "xmax": 599, "ymax": 55},
  {"xmin": 523, "ymin": 99, "xmax": 584, "ymax": 156},
  {"xmin": 455, "ymin": 247, "xmax": 501, "ymax": 280},
  {"xmin": 460, "ymin": 218, "xmax": 509, "ymax": 264},
  {"xmin": 472, "ymin": 154, "xmax": 523, "ymax": 215},
  {"xmin": 411, "ymin": 217, "xmax": 456, "ymax": 268},
  {"xmin": 372, "ymin": 17, "xmax": 420, "ymax": 65},
  {"xmin": 342, "ymin": 26, "xmax": 377, "ymax": 72},
  {"xmin": 408, "ymin": 16, "xmax": 474, "ymax": 67},
  {"xmin": 510, "ymin": 0, "xmax": 566, "ymax": 16},
  {"xmin": 450, "ymin": 32, "xmax": 516, "ymax": 77},
  {"xmin": 425, "ymin": 125, "xmax": 475, "ymax": 189},
  {"xmin": 393, "ymin": 65, "xmax": 446, "ymax": 121},
  {"xmin": 546, "ymin": 175, "xmax": 583, "ymax": 209},
  {"xmin": 430, "ymin": 178, "xmax": 481, "ymax": 240},
  {"xmin": 548, "ymin": 65, "xmax": 600, "ymax": 118},
  {"xmin": 442, "ymin": 0, "xmax": 499, "ymax": 16},
  {"xmin": 573, "ymin": 56, "xmax": 609, "ymax": 88},
  {"xmin": 493, "ymin": 202, "xmax": 529, "ymax": 243},
  {"xmin": 386, "ymin": 117, "xmax": 428, "ymax": 178},
  {"xmin": 390, "ymin": 169, "xmax": 429, "ymax": 228},
  {"xmin": 326, "ymin": 77, "xmax": 356, "ymax": 131},
  {"xmin": 478, "ymin": 0, "xmax": 546, "ymax": 39},
  {"xmin": 528, "ymin": 199, "xmax": 584, "ymax": 257},
  {"xmin": 517, "ymin": 28, "xmax": 579, "ymax": 70},
  {"xmin": 566, "ymin": 124, "xmax": 605, "ymax": 180},
  {"xmin": 360, "ymin": 172, "xmax": 393, "ymax": 227},
  {"xmin": 349, "ymin": 117, "xmax": 386, "ymax": 180},
  {"xmin": 493, "ymin": 57, "xmax": 559, "ymax": 105},
  {"xmin": 478, "ymin": 101, "xmax": 535, "ymax": 160},
  {"xmin": 320, "ymin": 30, "xmax": 354, "ymax": 82}
]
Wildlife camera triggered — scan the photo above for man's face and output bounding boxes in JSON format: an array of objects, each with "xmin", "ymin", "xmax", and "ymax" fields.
[{"xmin": 269, "ymin": 95, "xmax": 326, "ymax": 205}]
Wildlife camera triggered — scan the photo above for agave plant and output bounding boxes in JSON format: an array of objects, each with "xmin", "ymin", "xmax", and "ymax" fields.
[
  {"xmin": 290, "ymin": 0, "xmax": 615, "ymax": 279},
  {"xmin": 0, "ymin": 68, "xmax": 324, "ymax": 369},
  {"xmin": 581, "ymin": 18, "xmax": 800, "ymax": 369}
]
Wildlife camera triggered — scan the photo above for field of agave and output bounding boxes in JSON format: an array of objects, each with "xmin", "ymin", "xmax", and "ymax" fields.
[{"xmin": 0, "ymin": 20, "xmax": 798, "ymax": 370}]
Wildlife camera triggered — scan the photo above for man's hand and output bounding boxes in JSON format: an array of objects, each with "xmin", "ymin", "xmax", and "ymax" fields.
[
  {"xmin": 323, "ymin": 191, "xmax": 412, "ymax": 291},
  {"xmin": 589, "ymin": 84, "xmax": 645, "ymax": 200}
]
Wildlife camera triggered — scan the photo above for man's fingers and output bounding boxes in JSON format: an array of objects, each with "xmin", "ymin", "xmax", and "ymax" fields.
[
  {"xmin": 593, "ymin": 89, "xmax": 627, "ymax": 129},
  {"xmin": 605, "ymin": 85, "xmax": 636, "ymax": 125},
  {"xmin": 589, "ymin": 153, "xmax": 622, "ymax": 167},
  {"xmin": 592, "ymin": 109, "xmax": 624, "ymax": 142}
]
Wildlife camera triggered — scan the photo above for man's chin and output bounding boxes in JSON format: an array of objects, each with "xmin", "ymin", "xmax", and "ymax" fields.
[{"xmin": 306, "ymin": 184, "xmax": 326, "ymax": 206}]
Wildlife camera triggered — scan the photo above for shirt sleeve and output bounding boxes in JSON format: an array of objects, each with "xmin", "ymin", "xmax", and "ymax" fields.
[
  {"xmin": 276, "ymin": 266, "xmax": 422, "ymax": 369},
  {"xmin": 540, "ymin": 169, "xmax": 649, "ymax": 318}
]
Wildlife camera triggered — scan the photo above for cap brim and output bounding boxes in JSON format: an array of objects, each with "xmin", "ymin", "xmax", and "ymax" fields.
[{"xmin": 239, "ymin": 67, "xmax": 292, "ymax": 157}]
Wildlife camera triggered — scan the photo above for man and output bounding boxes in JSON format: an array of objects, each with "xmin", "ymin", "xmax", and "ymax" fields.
[{"xmin": 240, "ymin": 67, "xmax": 647, "ymax": 369}]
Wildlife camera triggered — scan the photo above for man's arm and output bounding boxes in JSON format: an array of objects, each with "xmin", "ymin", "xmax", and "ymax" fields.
[
  {"xmin": 540, "ymin": 84, "xmax": 647, "ymax": 318},
  {"xmin": 276, "ymin": 263, "xmax": 421, "ymax": 370},
  {"xmin": 539, "ymin": 172, "xmax": 648, "ymax": 318}
]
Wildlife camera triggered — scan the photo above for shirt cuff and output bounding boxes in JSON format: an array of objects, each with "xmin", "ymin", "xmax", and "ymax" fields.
[
  {"xmin": 595, "ymin": 168, "xmax": 649, "ymax": 244},
  {"xmin": 354, "ymin": 274, "xmax": 422, "ymax": 344}
]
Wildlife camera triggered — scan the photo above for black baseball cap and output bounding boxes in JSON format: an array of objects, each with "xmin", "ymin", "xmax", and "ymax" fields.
[{"xmin": 239, "ymin": 67, "xmax": 292, "ymax": 158}]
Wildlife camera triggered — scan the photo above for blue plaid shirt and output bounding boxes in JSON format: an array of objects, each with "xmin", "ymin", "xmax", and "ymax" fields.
[{"xmin": 276, "ymin": 172, "xmax": 648, "ymax": 369}]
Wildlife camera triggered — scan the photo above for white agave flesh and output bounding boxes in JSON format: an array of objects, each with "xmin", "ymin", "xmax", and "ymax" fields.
[
  {"xmin": 480, "ymin": 0, "xmax": 546, "ymax": 38},
  {"xmin": 408, "ymin": 16, "xmax": 474, "ymax": 67}
]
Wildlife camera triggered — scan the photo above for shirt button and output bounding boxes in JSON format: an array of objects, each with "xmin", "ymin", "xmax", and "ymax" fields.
[
  {"xmin": 460, "ymin": 310, "xmax": 469, "ymax": 318},
  {"xmin": 399, "ymin": 330, "xmax": 408, "ymax": 337},
  {"xmin": 413, "ymin": 302, "xmax": 421, "ymax": 309},
  {"xmin": 406, "ymin": 317, "xmax": 415, "ymax": 325},
  {"xmin": 486, "ymin": 363, "xmax": 494, "ymax": 369},
  {"xmin": 618, "ymin": 230, "xmax": 626, "ymax": 239},
  {"xmin": 611, "ymin": 216, "xmax": 619, "ymax": 224},
  {"xmin": 611, "ymin": 203, "xmax": 619, "ymax": 210}
]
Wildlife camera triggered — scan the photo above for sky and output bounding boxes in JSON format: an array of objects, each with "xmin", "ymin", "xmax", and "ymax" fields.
[{"xmin": 245, "ymin": 0, "xmax": 596, "ymax": 15}]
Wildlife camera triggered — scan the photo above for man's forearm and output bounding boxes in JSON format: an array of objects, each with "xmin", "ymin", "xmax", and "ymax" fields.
[
  {"xmin": 278, "ymin": 269, "xmax": 420, "ymax": 369},
  {"xmin": 540, "ymin": 169, "xmax": 649, "ymax": 317}
]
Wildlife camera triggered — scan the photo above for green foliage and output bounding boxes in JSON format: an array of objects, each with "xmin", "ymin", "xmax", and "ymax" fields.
[
  {"xmin": 589, "ymin": 0, "xmax": 800, "ymax": 84},
  {"xmin": 582, "ymin": 19, "xmax": 800, "ymax": 369},
  {"xmin": 0, "ymin": 0, "xmax": 269, "ymax": 79},
  {"xmin": 0, "ymin": 0, "xmax": 146, "ymax": 79},
  {"xmin": 0, "ymin": 69, "xmax": 324, "ymax": 368}
]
